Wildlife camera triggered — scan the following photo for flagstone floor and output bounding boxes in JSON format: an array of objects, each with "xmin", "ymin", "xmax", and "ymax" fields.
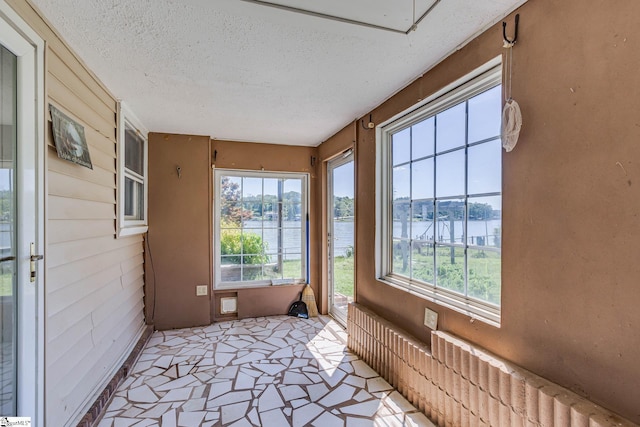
[{"xmin": 97, "ymin": 315, "xmax": 434, "ymax": 427}]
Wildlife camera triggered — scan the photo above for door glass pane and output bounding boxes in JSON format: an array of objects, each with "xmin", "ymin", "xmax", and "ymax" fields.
[
  {"xmin": 330, "ymin": 157, "xmax": 354, "ymax": 318},
  {"xmin": 0, "ymin": 44, "xmax": 17, "ymax": 415}
]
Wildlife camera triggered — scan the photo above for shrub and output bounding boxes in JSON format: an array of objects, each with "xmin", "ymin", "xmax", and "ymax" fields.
[{"xmin": 220, "ymin": 221, "xmax": 269, "ymax": 265}]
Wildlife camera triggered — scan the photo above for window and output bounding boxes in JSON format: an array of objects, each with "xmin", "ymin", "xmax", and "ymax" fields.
[
  {"xmin": 378, "ymin": 62, "xmax": 502, "ymax": 325},
  {"xmin": 214, "ymin": 169, "xmax": 308, "ymax": 289},
  {"xmin": 117, "ymin": 102, "xmax": 148, "ymax": 237}
]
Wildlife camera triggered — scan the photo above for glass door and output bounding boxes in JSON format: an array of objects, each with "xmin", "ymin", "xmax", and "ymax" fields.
[
  {"xmin": 327, "ymin": 151, "xmax": 354, "ymax": 324},
  {"xmin": 0, "ymin": 43, "xmax": 17, "ymax": 415}
]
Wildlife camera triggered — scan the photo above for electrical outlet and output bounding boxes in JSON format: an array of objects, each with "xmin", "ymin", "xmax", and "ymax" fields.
[
  {"xmin": 424, "ymin": 307, "xmax": 438, "ymax": 330},
  {"xmin": 196, "ymin": 285, "xmax": 208, "ymax": 296}
]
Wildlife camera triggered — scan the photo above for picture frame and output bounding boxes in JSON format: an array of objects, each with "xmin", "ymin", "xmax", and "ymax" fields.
[{"xmin": 49, "ymin": 104, "xmax": 93, "ymax": 169}]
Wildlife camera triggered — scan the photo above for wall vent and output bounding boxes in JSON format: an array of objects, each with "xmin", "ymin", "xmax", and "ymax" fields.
[{"xmin": 220, "ymin": 297, "xmax": 238, "ymax": 314}]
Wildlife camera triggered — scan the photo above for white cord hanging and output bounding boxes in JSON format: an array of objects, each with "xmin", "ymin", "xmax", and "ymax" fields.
[{"xmin": 501, "ymin": 26, "xmax": 522, "ymax": 152}]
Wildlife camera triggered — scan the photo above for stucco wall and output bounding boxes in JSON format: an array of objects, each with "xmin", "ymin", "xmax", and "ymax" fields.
[{"xmin": 344, "ymin": 0, "xmax": 640, "ymax": 422}]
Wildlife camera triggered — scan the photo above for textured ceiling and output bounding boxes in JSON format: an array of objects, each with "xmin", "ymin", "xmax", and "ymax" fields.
[{"xmin": 31, "ymin": 0, "xmax": 526, "ymax": 146}]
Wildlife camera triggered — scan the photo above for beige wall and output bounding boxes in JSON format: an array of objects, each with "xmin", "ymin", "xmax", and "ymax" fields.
[
  {"xmin": 147, "ymin": 133, "xmax": 212, "ymax": 330},
  {"xmin": 6, "ymin": 0, "xmax": 146, "ymax": 425},
  {"xmin": 339, "ymin": 0, "xmax": 640, "ymax": 422}
]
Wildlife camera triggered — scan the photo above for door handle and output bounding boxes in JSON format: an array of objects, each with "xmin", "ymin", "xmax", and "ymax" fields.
[{"xmin": 30, "ymin": 242, "xmax": 43, "ymax": 282}]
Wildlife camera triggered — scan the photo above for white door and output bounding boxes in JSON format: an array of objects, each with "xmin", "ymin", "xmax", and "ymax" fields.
[
  {"xmin": 0, "ymin": 3, "xmax": 45, "ymax": 423},
  {"xmin": 327, "ymin": 151, "xmax": 354, "ymax": 325}
]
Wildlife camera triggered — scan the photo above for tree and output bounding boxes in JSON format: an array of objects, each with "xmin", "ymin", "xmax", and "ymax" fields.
[{"xmin": 220, "ymin": 177, "xmax": 252, "ymax": 225}]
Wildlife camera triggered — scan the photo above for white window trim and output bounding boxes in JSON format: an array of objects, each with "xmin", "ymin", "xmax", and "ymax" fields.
[
  {"xmin": 117, "ymin": 101, "xmax": 148, "ymax": 237},
  {"xmin": 376, "ymin": 58, "xmax": 502, "ymax": 327},
  {"xmin": 213, "ymin": 169, "xmax": 309, "ymax": 290}
]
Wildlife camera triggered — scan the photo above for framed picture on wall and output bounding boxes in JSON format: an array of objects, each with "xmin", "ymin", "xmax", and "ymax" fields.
[{"xmin": 49, "ymin": 104, "xmax": 93, "ymax": 169}]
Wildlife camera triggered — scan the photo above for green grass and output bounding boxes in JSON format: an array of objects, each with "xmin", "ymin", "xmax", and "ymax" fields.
[
  {"xmin": 0, "ymin": 272, "xmax": 14, "ymax": 297},
  {"xmin": 279, "ymin": 256, "xmax": 353, "ymax": 298},
  {"xmin": 332, "ymin": 256, "xmax": 354, "ymax": 298},
  {"xmin": 393, "ymin": 244, "xmax": 500, "ymax": 305}
]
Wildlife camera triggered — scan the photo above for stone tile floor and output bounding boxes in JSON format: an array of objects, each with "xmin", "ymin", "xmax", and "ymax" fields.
[{"xmin": 97, "ymin": 315, "xmax": 434, "ymax": 427}]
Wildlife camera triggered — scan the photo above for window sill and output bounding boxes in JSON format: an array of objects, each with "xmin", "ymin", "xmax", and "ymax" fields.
[
  {"xmin": 378, "ymin": 275, "xmax": 501, "ymax": 328},
  {"xmin": 117, "ymin": 224, "xmax": 148, "ymax": 238},
  {"xmin": 215, "ymin": 281, "xmax": 305, "ymax": 291}
]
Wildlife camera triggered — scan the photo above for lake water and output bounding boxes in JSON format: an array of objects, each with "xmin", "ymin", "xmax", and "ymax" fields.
[{"xmin": 241, "ymin": 218, "xmax": 500, "ymax": 260}]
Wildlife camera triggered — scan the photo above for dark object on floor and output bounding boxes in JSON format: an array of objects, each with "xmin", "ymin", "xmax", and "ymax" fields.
[{"xmin": 288, "ymin": 293, "xmax": 309, "ymax": 319}]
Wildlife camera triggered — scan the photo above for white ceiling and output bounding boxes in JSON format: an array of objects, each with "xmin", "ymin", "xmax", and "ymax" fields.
[{"xmin": 31, "ymin": 0, "xmax": 526, "ymax": 146}]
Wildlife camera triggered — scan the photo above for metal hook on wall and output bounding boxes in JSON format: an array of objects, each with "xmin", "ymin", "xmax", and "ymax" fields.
[
  {"xmin": 502, "ymin": 13, "xmax": 519, "ymax": 47},
  {"xmin": 360, "ymin": 114, "xmax": 375, "ymax": 130},
  {"xmin": 176, "ymin": 166, "xmax": 182, "ymax": 179}
]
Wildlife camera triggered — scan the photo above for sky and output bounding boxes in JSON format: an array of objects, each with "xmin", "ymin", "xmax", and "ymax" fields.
[{"xmin": 392, "ymin": 85, "xmax": 502, "ymax": 203}]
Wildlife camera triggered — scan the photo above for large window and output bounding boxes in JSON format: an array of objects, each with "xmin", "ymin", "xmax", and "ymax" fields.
[
  {"xmin": 378, "ymin": 63, "xmax": 502, "ymax": 325},
  {"xmin": 214, "ymin": 170, "xmax": 308, "ymax": 289},
  {"xmin": 117, "ymin": 102, "xmax": 148, "ymax": 237}
]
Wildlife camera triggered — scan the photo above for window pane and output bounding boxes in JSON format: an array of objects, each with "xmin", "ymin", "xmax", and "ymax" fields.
[
  {"xmin": 412, "ymin": 202, "xmax": 433, "ymax": 241},
  {"xmin": 392, "ymin": 203, "xmax": 410, "ymax": 240},
  {"xmin": 218, "ymin": 173, "xmax": 306, "ymax": 286},
  {"xmin": 468, "ymin": 139, "xmax": 501, "ymax": 195},
  {"xmin": 436, "ymin": 245, "xmax": 465, "ymax": 294},
  {"xmin": 283, "ymin": 228, "xmax": 301, "ymax": 255},
  {"xmin": 242, "ymin": 256, "xmax": 263, "ymax": 281},
  {"xmin": 436, "ymin": 103, "xmax": 465, "ymax": 153},
  {"xmin": 468, "ymin": 249, "xmax": 501, "ymax": 305},
  {"xmin": 220, "ymin": 257, "xmax": 242, "ymax": 282},
  {"xmin": 412, "ymin": 242, "xmax": 433, "ymax": 284},
  {"xmin": 124, "ymin": 177, "xmax": 134, "ymax": 216},
  {"xmin": 468, "ymin": 85, "xmax": 501, "ymax": 143},
  {"xmin": 220, "ymin": 176, "xmax": 242, "ymax": 225},
  {"xmin": 283, "ymin": 203, "xmax": 301, "ymax": 221},
  {"xmin": 392, "ymin": 128, "xmax": 410, "ymax": 165},
  {"xmin": 241, "ymin": 231, "xmax": 264, "ymax": 255},
  {"xmin": 411, "ymin": 158, "xmax": 433, "ymax": 200},
  {"xmin": 263, "ymin": 253, "xmax": 281, "ymax": 280},
  {"xmin": 283, "ymin": 178, "xmax": 302, "ymax": 197},
  {"xmin": 392, "ymin": 165, "xmax": 410, "ymax": 201},
  {"xmin": 468, "ymin": 196, "xmax": 501, "ymax": 248},
  {"xmin": 436, "ymin": 199, "xmax": 465, "ymax": 244},
  {"xmin": 124, "ymin": 124, "xmax": 144, "ymax": 175},
  {"xmin": 282, "ymin": 257, "xmax": 302, "ymax": 280},
  {"xmin": 124, "ymin": 177, "xmax": 143, "ymax": 220},
  {"xmin": 263, "ymin": 178, "xmax": 278, "ymax": 201},
  {"xmin": 392, "ymin": 239, "xmax": 410, "ymax": 277},
  {"xmin": 243, "ymin": 177, "xmax": 262, "ymax": 198},
  {"xmin": 436, "ymin": 149, "xmax": 465, "ymax": 197},
  {"xmin": 412, "ymin": 117, "xmax": 434, "ymax": 160}
]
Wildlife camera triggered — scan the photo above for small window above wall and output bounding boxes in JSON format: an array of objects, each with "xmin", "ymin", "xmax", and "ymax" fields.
[{"xmin": 117, "ymin": 102, "xmax": 148, "ymax": 237}]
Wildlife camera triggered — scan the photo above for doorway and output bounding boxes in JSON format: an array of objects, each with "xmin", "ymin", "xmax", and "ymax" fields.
[
  {"xmin": 0, "ymin": 3, "xmax": 45, "ymax": 421},
  {"xmin": 327, "ymin": 150, "xmax": 354, "ymax": 325}
]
